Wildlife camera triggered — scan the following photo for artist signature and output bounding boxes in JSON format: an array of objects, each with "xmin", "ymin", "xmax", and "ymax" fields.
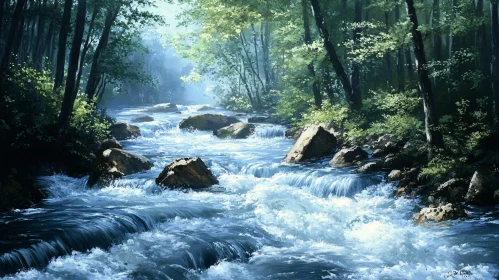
[{"xmin": 443, "ymin": 270, "xmax": 475, "ymax": 279}]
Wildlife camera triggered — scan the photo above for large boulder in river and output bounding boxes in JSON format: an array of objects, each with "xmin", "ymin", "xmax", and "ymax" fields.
[
  {"xmin": 431, "ymin": 178, "xmax": 468, "ymax": 204},
  {"xmin": 90, "ymin": 138, "xmax": 123, "ymax": 155},
  {"xmin": 102, "ymin": 149, "xmax": 152, "ymax": 175},
  {"xmin": 330, "ymin": 146, "xmax": 368, "ymax": 167},
  {"xmin": 465, "ymin": 171, "xmax": 497, "ymax": 205},
  {"xmin": 285, "ymin": 125, "xmax": 337, "ymax": 163},
  {"xmin": 132, "ymin": 116, "xmax": 154, "ymax": 123},
  {"xmin": 414, "ymin": 203, "xmax": 466, "ymax": 224},
  {"xmin": 88, "ymin": 149, "xmax": 152, "ymax": 185},
  {"xmin": 214, "ymin": 122, "xmax": 255, "ymax": 139},
  {"xmin": 156, "ymin": 158, "xmax": 219, "ymax": 189},
  {"xmin": 179, "ymin": 114, "xmax": 241, "ymax": 131},
  {"xmin": 110, "ymin": 122, "xmax": 141, "ymax": 140},
  {"xmin": 144, "ymin": 103, "xmax": 178, "ymax": 113}
]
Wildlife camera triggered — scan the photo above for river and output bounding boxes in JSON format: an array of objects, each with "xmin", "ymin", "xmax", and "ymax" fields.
[{"xmin": 1, "ymin": 104, "xmax": 498, "ymax": 279}]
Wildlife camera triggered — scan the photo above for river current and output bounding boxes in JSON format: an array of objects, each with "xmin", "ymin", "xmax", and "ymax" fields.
[{"xmin": 1, "ymin": 104, "xmax": 498, "ymax": 279}]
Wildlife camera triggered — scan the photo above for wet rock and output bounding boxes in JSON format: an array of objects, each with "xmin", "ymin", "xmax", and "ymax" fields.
[
  {"xmin": 395, "ymin": 187, "xmax": 412, "ymax": 198},
  {"xmin": 285, "ymin": 125, "xmax": 338, "ymax": 163},
  {"xmin": 465, "ymin": 171, "xmax": 497, "ymax": 206},
  {"xmin": 330, "ymin": 146, "xmax": 368, "ymax": 167},
  {"xmin": 383, "ymin": 153, "xmax": 412, "ymax": 169},
  {"xmin": 372, "ymin": 149, "xmax": 385, "ymax": 158},
  {"xmin": 0, "ymin": 178, "xmax": 45, "ymax": 211},
  {"xmin": 375, "ymin": 134, "xmax": 398, "ymax": 149},
  {"xmin": 110, "ymin": 122, "xmax": 141, "ymax": 140},
  {"xmin": 432, "ymin": 178, "xmax": 467, "ymax": 203},
  {"xmin": 102, "ymin": 149, "xmax": 152, "ymax": 175},
  {"xmin": 214, "ymin": 122, "xmax": 255, "ymax": 139},
  {"xmin": 90, "ymin": 138, "xmax": 122, "ymax": 155},
  {"xmin": 156, "ymin": 158, "xmax": 219, "ymax": 189},
  {"xmin": 285, "ymin": 126, "xmax": 304, "ymax": 139},
  {"xmin": 144, "ymin": 103, "xmax": 178, "ymax": 113},
  {"xmin": 179, "ymin": 114, "xmax": 241, "ymax": 131},
  {"xmin": 248, "ymin": 116, "xmax": 271, "ymax": 123},
  {"xmin": 89, "ymin": 148, "xmax": 152, "ymax": 186},
  {"xmin": 414, "ymin": 203, "xmax": 466, "ymax": 223},
  {"xmin": 388, "ymin": 170, "xmax": 402, "ymax": 181},
  {"xmin": 352, "ymin": 161, "xmax": 384, "ymax": 174},
  {"xmin": 132, "ymin": 116, "xmax": 154, "ymax": 123}
]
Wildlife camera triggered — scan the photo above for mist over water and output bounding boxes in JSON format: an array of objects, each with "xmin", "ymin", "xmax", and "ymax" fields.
[{"xmin": 1, "ymin": 105, "xmax": 498, "ymax": 279}]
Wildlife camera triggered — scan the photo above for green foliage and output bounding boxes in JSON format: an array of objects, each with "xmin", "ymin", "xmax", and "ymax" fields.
[
  {"xmin": 421, "ymin": 155, "xmax": 461, "ymax": 180},
  {"xmin": 0, "ymin": 66, "xmax": 62, "ymax": 146},
  {"xmin": 70, "ymin": 95, "xmax": 112, "ymax": 143},
  {"xmin": 276, "ymin": 88, "xmax": 314, "ymax": 122},
  {"xmin": 439, "ymin": 98, "xmax": 490, "ymax": 156}
]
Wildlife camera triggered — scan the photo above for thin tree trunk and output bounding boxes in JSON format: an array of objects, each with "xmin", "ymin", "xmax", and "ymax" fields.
[
  {"xmin": 351, "ymin": 0, "xmax": 362, "ymax": 107},
  {"xmin": 405, "ymin": 49, "xmax": 414, "ymax": 79},
  {"xmin": 301, "ymin": 0, "xmax": 322, "ymax": 108},
  {"xmin": 384, "ymin": 11, "xmax": 393, "ymax": 86},
  {"xmin": 491, "ymin": 0, "xmax": 499, "ymax": 122},
  {"xmin": 43, "ymin": 0, "xmax": 57, "ymax": 70},
  {"xmin": 0, "ymin": 0, "xmax": 5, "ymax": 41},
  {"xmin": 405, "ymin": 0, "xmax": 444, "ymax": 157},
  {"xmin": 310, "ymin": 0, "xmax": 356, "ymax": 107},
  {"xmin": 75, "ymin": 5, "xmax": 98, "ymax": 94},
  {"xmin": 57, "ymin": 0, "xmax": 86, "ymax": 136},
  {"xmin": 476, "ymin": 0, "xmax": 492, "ymax": 121},
  {"xmin": 261, "ymin": 21, "xmax": 272, "ymax": 90},
  {"xmin": 395, "ymin": 3, "xmax": 405, "ymax": 91},
  {"xmin": 85, "ymin": 6, "xmax": 119, "ymax": 100},
  {"xmin": 0, "ymin": 0, "xmax": 27, "ymax": 73},
  {"xmin": 33, "ymin": 0, "xmax": 47, "ymax": 70},
  {"xmin": 54, "ymin": 0, "xmax": 73, "ymax": 90}
]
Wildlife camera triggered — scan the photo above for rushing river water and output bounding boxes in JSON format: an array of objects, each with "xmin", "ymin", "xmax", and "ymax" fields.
[{"xmin": 1, "ymin": 105, "xmax": 499, "ymax": 279}]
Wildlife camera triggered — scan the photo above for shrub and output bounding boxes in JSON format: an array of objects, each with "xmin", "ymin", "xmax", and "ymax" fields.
[
  {"xmin": 0, "ymin": 65, "xmax": 62, "ymax": 146},
  {"xmin": 70, "ymin": 95, "xmax": 112, "ymax": 144}
]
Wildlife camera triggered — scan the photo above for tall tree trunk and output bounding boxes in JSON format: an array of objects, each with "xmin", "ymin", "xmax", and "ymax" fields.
[
  {"xmin": 310, "ymin": 0, "xmax": 356, "ymax": 107},
  {"xmin": 432, "ymin": 0, "xmax": 441, "ymax": 61},
  {"xmin": 432, "ymin": 0, "xmax": 442, "ymax": 88},
  {"xmin": 476, "ymin": 0, "xmax": 492, "ymax": 121},
  {"xmin": 0, "ymin": 0, "xmax": 5, "ymax": 42},
  {"xmin": 43, "ymin": 0, "xmax": 58, "ymax": 70},
  {"xmin": 301, "ymin": 0, "xmax": 322, "ymax": 108},
  {"xmin": 57, "ymin": 0, "xmax": 86, "ymax": 136},
  {"xmin": 86, "ymin": 6, "xmax": 119, "ymax": 100},
  {"xmin": 261, "ymin": 21, "xmax": 272, "ymax": 90},
  {"xmin": 33, "ymin": 0, "xmax": 47, "ymax": 70},
  {"xmin": 491, "ymin": 0, "xmax": 499, "ymax": 122},
  {"xmin": 395, "ymin": 3, "xmax": 405, "ymax": 91},
  {"xmin": 405, "ymin": 0, "xmax": 444, "ymax": 158},
  {"xmin": 405, "ymin": 49, "xmax": 414, "ymax": 80},
  {"xmin": 0, "ymin": 0, "xmax": 27, "ymax": 73},
  {"xmin": 75, "ymin": 5, "xmax": 98, "ymax": 94},
  {"xmin": 351, "ymin": 0, "xmax": 362, "ymax": 107},
  {"xmin": 53, "ymin": 0, "xmax": 73, "ymax": 90},
  {"xmin": 384, "ymin": 11, "xmax": 393, "ymax": 86}
]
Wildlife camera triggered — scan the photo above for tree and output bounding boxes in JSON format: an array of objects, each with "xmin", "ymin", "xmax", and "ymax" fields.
[
  {"xmin": 405, "ymin": 0, "xmax": 444, "ymax": 157},
  {"xmin": 57, "ymin": 0, "xmax": 87, "ymax": 135},
  {"xmin": 310, "ymin": 0, "xmax": 357, "ymax": 108},
  {"xmin": 0, "ymin": 0, "xmax": 27, "ymax": 74},
  {"xmin": 301, "ymin": 0, "xmax": 321, "ymax": 108},
  {"xmin": 54, "ymin": 0, "xmax": 73, "ymax": 90}
]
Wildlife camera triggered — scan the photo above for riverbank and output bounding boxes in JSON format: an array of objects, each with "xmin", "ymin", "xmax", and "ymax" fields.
[{"xmin": 1, "ymin": 104, "xmax": 498, "ymax": 279}]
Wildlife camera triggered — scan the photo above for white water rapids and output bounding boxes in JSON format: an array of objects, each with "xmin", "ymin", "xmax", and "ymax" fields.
[{"xmin": 1, "ymin": 105, "xmax": 498, "ymax": 279}]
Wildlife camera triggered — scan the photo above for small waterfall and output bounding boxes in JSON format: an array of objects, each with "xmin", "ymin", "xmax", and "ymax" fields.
[
  {"xmin": 253, "ymin": 125, "xmax": 286, "ymax": 139},
  {"xmin": 271, "ymin": 171, "xmax": 382, "ymax": 198}
]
